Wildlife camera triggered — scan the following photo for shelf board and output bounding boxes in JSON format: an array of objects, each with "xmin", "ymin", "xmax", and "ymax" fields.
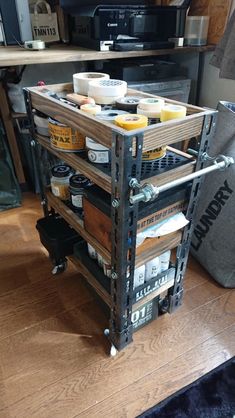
[
  {"xmin": 0, "ymin": 44, "xmax": 215, "ymax": 67},
  {"xmin": 135, "ymin": 230, "xmax": 182, "ymax": 267},
  {"xmin": 36, "ymin": 134, "xmax": 195, "ymax": 193},
  {"xmin": 46, "ymin": 191, "xmax": 111, "ymax": 262},
  {"xmin": 36, "ymin": 134, "xmax": 111, "ymax": 193},
  {"xmin": 69, "ymin": 255, "xmax": 174, "ymax": 311}
]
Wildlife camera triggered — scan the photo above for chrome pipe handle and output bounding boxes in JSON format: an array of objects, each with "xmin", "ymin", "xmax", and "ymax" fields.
[{"xmin": 129, "ymin": 154, "xmax": 234, "ymax": 205}]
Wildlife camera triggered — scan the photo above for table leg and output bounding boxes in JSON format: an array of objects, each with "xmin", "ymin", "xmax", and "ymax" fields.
[{"xmin": 0, "ymin": 81, "xmax": 25, "ymax": 184}]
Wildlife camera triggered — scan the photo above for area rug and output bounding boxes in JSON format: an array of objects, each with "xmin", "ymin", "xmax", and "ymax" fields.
[{"xmin": 138, "ymin": 357, "xmax": 235, "ymax": 418}]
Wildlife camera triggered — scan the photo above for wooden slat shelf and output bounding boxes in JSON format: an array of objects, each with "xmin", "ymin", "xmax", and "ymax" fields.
[
  {"xmin": 46, "ymin": 191, "xmax": 111, "ymax": 262},
  {"xmin": 36, "ymin": 134, "xmax": 195, "ymax": 193},
  {"xmin": 36, "ymin": 134, "xmax": 111, "ymax": 193},
  {"xmin": 69, "ymin": 255, "xmax": 174, "ymax": 311},
  {"xmin": 47, "ymin": 190, "xmax": 182, "ymax": 268},
  {"xmin": 28, "ymin": 83, "xmax": 215, "ymax": 150}
]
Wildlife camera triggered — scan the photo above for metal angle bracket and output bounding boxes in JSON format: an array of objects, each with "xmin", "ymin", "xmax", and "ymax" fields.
[{"xmin": 110, "ymin": 131, "xmax": 144, "ymax": 350}]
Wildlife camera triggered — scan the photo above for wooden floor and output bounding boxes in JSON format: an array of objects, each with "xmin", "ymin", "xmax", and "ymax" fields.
[{"xmin": 0, "ymin": 193, "xmax": 234, "ymax": 418}]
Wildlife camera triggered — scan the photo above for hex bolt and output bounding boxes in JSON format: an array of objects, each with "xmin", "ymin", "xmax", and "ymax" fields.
[
  {"xmin": 30, "ymin": 140, "xmax": 36, "ymax": 147},
  {"xmin": 112, "ymin": 199, "xmax": 119, "ymax": 208},
  {"xmin": 111, "ymin": 272, "xmax": 118, "ymax": 280}
]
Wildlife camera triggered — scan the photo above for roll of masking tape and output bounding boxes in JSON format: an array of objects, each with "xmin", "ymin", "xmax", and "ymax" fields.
[
  {"xmin": 91, "ymin": 95, "xmax": 124, "ymax": 105},
  {"xmin": 138, "ymin": 97, "xmax": 165, "ymax": 112},
  {"xmin": 96, "ymin": 109, "xmax": 129, "ymax": 122},
  {"xmin": 142, "ymin": 147, "xmax": 166, "ymax": 161},
  {"xmin": 73, "ymin": 72, "xmax": 110, "ymax": 95},
  {"xmin": 137, "ymin": 106, "xmax": 161, "ymax": 120},
  {"xmin": 160, "ymin": 104, "xmax": 187, "ymax": 122},
  {"xmin": 88, "ymin": 79, "xmax": 127, "ymax": 98},
  {"xmin": 80, "ymin": 103, "xmax": 101, "ymax": 115},
  {"xmin": 115, "ymin": 96, "xmax": 142, "ymax": 111},
  {"xmin": 115, "ymin": 114, "xmax": 148, "ymax": 130}
]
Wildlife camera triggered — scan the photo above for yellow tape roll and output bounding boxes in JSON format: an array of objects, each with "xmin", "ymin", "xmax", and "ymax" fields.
[
  {"xmin": 115, "ymin": 114, "xmax": 148, "ymax": 130},
  {"xmin": 160, "ymin": 104, "xmax": 187, "ymax": 122}
]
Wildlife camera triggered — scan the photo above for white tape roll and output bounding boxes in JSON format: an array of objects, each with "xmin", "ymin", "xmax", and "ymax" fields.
[
  {"xmin": 138, "ymin": 97, "xmax": 165, "ymax": 112},
  {"xmin": 73, "ymin": 72, "xmax": 110, "ymax": 95},
  {"xmin": 96, "ymin": 109, "xmax": 129, "ymax": 121},
  {"xmin": 90, "ymin": 95, "xmax": 122, "ymax": 105},
  {"xmin": 88, "ymin": 79, "xmax": 127, "ymax": 98}
]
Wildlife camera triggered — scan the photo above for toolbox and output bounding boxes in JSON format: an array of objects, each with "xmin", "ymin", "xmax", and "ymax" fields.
[{"xmin": 36, "ymin": 215, "xmax": 83, "ymax": 273}]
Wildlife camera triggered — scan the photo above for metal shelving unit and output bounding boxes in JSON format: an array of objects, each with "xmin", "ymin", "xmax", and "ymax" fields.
[{"xmin": 24, "ymin": 83, "xmax": 225, "ymax": 354}]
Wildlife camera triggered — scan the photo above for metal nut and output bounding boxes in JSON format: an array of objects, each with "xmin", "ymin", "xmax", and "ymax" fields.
[
  {"xmin": 111, "ymin": 272, "xmax": 118, "ymax": 280},
  {"xmin": 112, "ymin": 199, "xmax": 119, "ymax": 208}
]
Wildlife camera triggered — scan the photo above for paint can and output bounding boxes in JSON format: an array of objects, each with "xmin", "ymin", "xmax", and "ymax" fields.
[{"xmin": 48, "ymin": 118, "xmax": 85, "ymax": 152}]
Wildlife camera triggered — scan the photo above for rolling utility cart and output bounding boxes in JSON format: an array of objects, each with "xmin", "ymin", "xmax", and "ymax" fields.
[{"xmin": 24, "ymin": 84, "xmax": 233, "ymax": 355}]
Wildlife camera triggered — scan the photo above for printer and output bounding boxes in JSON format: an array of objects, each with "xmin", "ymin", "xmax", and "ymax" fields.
[
  {"xmin": 0, "ymin": 0, "xmax": 32, "ymax": 45},
  {"xmin": 60, "ymin": 0, "xmax": 191, "ymax": 51}
]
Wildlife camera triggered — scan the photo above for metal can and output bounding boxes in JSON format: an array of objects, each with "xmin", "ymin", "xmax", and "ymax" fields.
[{"xmin": 48, "ymin": 117, "xmax": 85, "ymax": 152}]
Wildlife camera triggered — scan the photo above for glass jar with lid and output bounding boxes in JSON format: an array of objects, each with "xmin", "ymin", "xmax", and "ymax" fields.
[{"xmin": 50, "ymin": 164, "xmax": 73, "ymax": 200}]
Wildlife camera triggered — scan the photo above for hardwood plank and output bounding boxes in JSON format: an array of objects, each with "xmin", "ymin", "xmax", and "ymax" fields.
[
  {"xmin": 78, "ymin": 325, "xmax": 235, "ymax": 418},
  {"xmin": 0, "ymin": 300, "xmax": 108, "ymax": 408},
  {"xmin": 0, "ymin": 274, "xmax": 216, "ymax": 408},
  {"xmin": 0, "ymin": 269, "xmax": 92, "ymax": 340},
  {"xmin": 4, "ymin": 292, "xmax": 234, "ymax": 418},
  {"xmin": 0, "ymin": 45, "xmax": 215, "ymax": 67},
  {"xmin": 183, "ymin": 254, "xmax": 212, "ymax": 291}
]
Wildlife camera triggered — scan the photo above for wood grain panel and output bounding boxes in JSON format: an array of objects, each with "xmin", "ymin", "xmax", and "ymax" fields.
[
  {"xmin": 0, "ymin": 45, "xmax": 215, "ymax": 67},
  {"xmin": 4, "ymin": 292, "xmax": 234, "ymax": 418},
  {"xmin": 135, "ymin": 231, "xmax": 182, "ymax": 267},
  {"xmin": 30, "ymin": 90, "xmax": 113, "ymax": 148},
  {"xmin": 79, "ymin": 325, "xmax": 235, "ymax": 418},
  {"xmin": 36, "ymin": 134, "xmax": 111, "ymax": 193}
]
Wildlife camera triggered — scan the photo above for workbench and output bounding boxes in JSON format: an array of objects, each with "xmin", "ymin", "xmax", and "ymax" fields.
[{"xmin": 0, "ymin": 44, "xmax": 215, "ymax": 185}]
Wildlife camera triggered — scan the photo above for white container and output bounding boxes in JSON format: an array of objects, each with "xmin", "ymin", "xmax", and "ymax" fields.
[
  {"xmin": 103, "ymin": 260, "xmax": 112, "ymax": 278},
  {"xmin": 184, "ymin": 16, "xmax": 210, "ymax": 46},
  {"xmin": 97, "ymin": 253, "xmax": 104, "ymax": 268},
  {"xmin": 33, "ymin": 114, "xmax": 49, "ymax": 136},
  {"xmin": 86, "ymin": 137, "xmax": 110, "ymax": 164},
  {"xmin": 73, "ymin": 72, "xmax": 110, "ymax": 95},
  {"xmin": 133, "ymin": 265, "xmax": 145, "ymax": 289},
  {"xmin": 159, "ymin": 250, "xmax": 171, "ymax": 273},
  {"xmin": 145, "ymin": 257, "xmax": 160, "ymax": 281},
  {"xmin": 87, "ymin": 243, "xmax": 97, "ymax": 260}
]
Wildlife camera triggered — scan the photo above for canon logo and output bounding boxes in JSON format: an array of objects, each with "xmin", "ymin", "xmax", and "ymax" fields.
[{"xmin": 107, "ymin": 23, "xmax": 118, "ymax": 27}]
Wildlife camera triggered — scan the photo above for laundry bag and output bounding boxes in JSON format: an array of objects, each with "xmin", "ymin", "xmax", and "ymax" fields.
[{"xmin": 191, "ymin": 101, "xmax": 235, "ymax": 288}]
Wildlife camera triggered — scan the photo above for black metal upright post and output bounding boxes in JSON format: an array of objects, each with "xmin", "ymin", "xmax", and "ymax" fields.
[
  {"xmin": 110, "ymin": 131, "xmax": 143, "ymax": 350},
  {"xmin": 167, "ymin": 111, "xmax": 218, "ymax": 312},
  {"xmin": 23, "ymin": 88, "xmax": 49, "ymax": 216}
]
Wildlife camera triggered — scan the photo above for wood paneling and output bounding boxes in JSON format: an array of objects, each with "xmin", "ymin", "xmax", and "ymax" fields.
[{"xmin": 189, "ymin": 0, "xmax": 232, "ymax": 44}]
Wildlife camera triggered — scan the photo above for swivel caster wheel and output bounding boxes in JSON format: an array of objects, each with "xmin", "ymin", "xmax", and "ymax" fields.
[
  {"xmin": 110, "ymin": 344, "xmax": 118, "ymax": 357},
  {"xmin": 52, "ymin": 259, "xmax": 67, "ymax": 275}
]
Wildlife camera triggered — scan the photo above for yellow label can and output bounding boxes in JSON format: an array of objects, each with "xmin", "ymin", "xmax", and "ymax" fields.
[
  {"xmin": 48, "ymin": 118, "xmax": 85, "ymax": 152},
  {"xmin": 142, "ymin": 147, "xmax": 166, "ymax": 161}
]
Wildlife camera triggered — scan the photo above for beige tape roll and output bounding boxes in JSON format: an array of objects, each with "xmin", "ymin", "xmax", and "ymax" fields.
[
  {"xmin": 80, "ymin": 103, "xmax": 102, "ymax": 115},
  {"xmin": 73, "ymin": 72, "xmax": 110, "ymax": 95},
  {"xmin": 137, "ymin": 106, "xmax": 161, "ymax": 119},
  {"xmin": 115, "ymin": 114, "xmax": 148, "ymax": 130},
  {"xmin": 160, "ymin": 104, "xmax": 187, "ymax": 122},
  {"xmin": 90, "ymin": 95, "xmax": 123, "ymax": 105},
  {"xmin": 138, "ymin": 97, "xmax": 165, "ymax": 112}
]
